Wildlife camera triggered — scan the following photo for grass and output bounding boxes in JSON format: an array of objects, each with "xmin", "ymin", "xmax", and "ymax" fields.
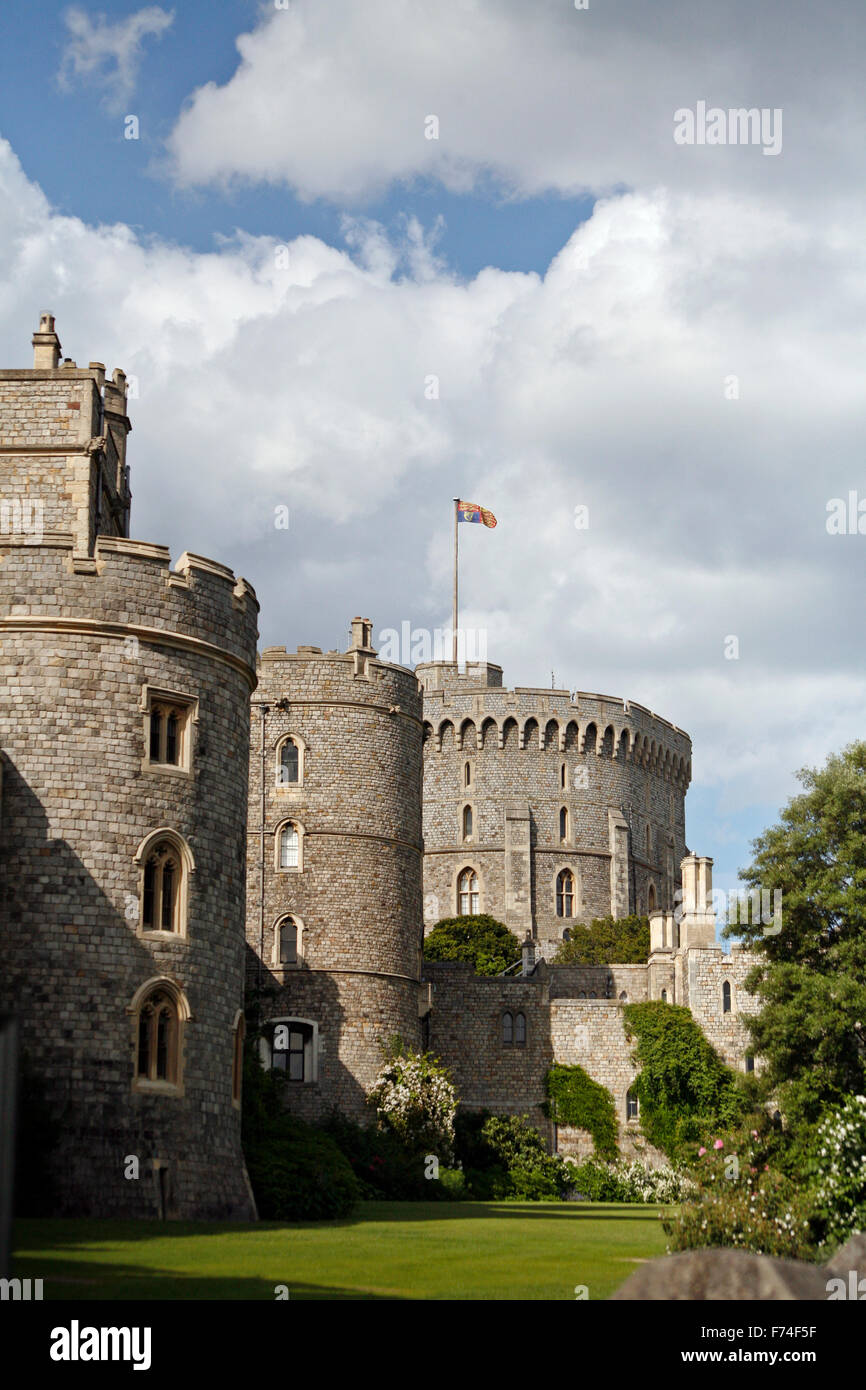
[{"xmin": 13, "ymin": 1201, "xmax": 670, "ymax": 1300}]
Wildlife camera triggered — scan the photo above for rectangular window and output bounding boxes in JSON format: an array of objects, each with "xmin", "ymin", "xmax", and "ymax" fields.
[{"xmin": 143, "ymin": 689, "xmax": 196, "ymax": 773}]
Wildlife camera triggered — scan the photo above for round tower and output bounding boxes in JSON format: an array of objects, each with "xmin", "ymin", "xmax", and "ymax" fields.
[
  {"xmin": 418, "ymin": 661, "xmax": 691, "ymax": 957},
  {"xmin": 0, "ymin": 316, "xmax": 259, "ymax": 1218},
  {"xmin": 247, "ymin": 619, "xmax": 423, "ymax": 1122}
]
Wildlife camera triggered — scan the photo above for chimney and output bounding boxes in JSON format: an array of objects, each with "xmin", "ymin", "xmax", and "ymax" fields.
[
  {"xmin": 32, "ymin": 312, "xmax": 61, "ymax": 369},
  {"xmin": 348, "ymin": 617, "xmax": 375, "ymax": 654},
  {"xmin": 521, "ymin": 933, "xmax": 536, "ymax": 977}
]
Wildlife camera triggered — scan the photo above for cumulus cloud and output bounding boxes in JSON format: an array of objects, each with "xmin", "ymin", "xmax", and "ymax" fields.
[
  {"xmin": 1, "ymin": 137, "xmax": 864, "ymax": 839},
  {"xmin": 165, "ymin": 0, "xmax": 866, "ymax": 208},
  {"xmin": 59, "ymin": 5, "xmax": 174, "ymax": 113}
]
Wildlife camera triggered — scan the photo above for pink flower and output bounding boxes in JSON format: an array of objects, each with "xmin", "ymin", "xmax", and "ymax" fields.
[
  {"xmin": 751, "ymin": 1130, "xmax": 758, "ymax": 1138},
  {"xmin": 714, "ymin": 1139, "xmax": 724, "ymax": 1150},
  {"xmin": 698, "ymin": 1147, "xmax": 707, "ymax": 1157}
]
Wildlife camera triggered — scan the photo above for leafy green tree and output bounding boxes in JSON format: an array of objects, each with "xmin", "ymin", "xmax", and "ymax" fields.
[
  {"xmin": 552, "ymin": 914, "xmax": 650, "ymax": 965},
  {"xmin": 726, "ymin": 741, "xmax": 866, "ymax": 1128},
  {"xmin": 423, "ymin": 914, "xmax": 521, "ymax": 975}
]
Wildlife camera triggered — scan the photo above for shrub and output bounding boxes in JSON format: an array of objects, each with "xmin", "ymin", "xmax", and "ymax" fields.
[
  {"xmin": 564, "ymin": 1157, "xmax": 695, "ymax": 1204},
  {"xmin": 553, "ymin": 914, "xmax": 650, "ymax": 965},
  {"xmin": 241, "ymin": 1045, "xmax": 359, "ymax": 1221},
  {"xmin": 663, "ymin": 1169, "xmax": 815, "ymax": 1260},
  {"xmin": 367, "ymin": 1036, "xmax": 457, "ymax": 1161},
  {"xmin": 245, "ymin": 1116, "xmax": 360, "ymax": 1222},
  {"xmin": 456, "ymin": 1111, "xmax": 570, "ymax": 1200},
  {"xmin": 319, "ymin": 1110, "xmax": 435, "ymax": 1200},
  {"xmin": 623, "ymin": 1001, "xmax": 748, "ymax": 1160},
  {"xmin": 423, "ymin": 915, "xmax": 521, "ymax": 976},
  {"xmin": 812, "ymin": 1094, "xmax": 866, "ymax": 1250},
  {"xmin": 544, "ymin": 1064, "xmax": 618, "ymax": 1159}
]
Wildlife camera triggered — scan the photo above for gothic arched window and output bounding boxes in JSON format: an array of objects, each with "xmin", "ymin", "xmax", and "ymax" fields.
[
  {"xmin": 142, "ymin": 842, "xmax": 182, "ymax": 932},
  {"xmin": 722, "ymin": 980, "xmax": 732, "ymax": 1014},
  {"xmin": 458, "ymin": 868, "xmax": 479, "ymax": 915},
  {"xmin": 556, "ymin": 869, "xmax": 575, "ymax": 918},
  {"xmin": 135, "ymin": 988, "xmax": 180, "ymax": 1086}
]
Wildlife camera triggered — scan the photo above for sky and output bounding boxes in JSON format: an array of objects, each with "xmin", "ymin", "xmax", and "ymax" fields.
[{"xmin": 1, "ymin": 0, "xmax": 865, "ymax": 909}]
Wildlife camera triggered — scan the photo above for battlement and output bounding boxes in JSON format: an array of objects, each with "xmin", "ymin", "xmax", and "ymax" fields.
[
  {"xmin": 0, "ymin": 533, "xmax": 259, "ymax": 684},
  {"xmin": 422, "ymin": 676, "xmax": 691, "ymax": 782},
  {"xmin": 258, "ymin": 617, "xmax": 422, "ymax": 715}
]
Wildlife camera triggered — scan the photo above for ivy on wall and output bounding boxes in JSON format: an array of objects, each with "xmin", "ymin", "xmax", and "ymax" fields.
[
  {"xmin": 623, "ymin": 1001, "xmax": 747, "ymax": 1160},
  {"xmin": 544, "ymin": 1064, "xmax": 619, "ymax": 1160}
]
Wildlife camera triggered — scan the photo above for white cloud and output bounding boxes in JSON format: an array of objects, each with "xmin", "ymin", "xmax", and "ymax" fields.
[
  {"xmin": 165, "ymin": 0, "xmax": 866, "ymax": 208},
  {"xmin": 1, "ymin": 137, "xmax": 864, "ymax": 834},
  {"xmin": 59, "ymin": 5, "xmax": 174, "ymax": 113}
]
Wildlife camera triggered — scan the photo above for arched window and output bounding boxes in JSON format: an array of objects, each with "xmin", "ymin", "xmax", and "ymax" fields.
[
  {"xmin": 232, "ymin": 1013, "xmax": 245, "ymax": 1106},
  {"xmin": 278, "ymin": 738, "xmax": 300, "ymax": 785},
  {"xmin": 559, "ymin": 807, "xmax": 568, "ymax": 841},
  {"xmin": 626, "ymin": 1088, "xmax": 639, "ymax": 1121},
  {"xmin": 560, "ymin": 762, "xmax": 567, "ymax": 790},
  {"xmin": 661, "ymin": 988, "xmax": 668, "ymax": 1003},
  {"xmin": 514, "ymin": 1012, "xmax": 526, "ymax": 1046},
  {"xmin": 589, "ymin": 991, "xmax": 597, "ymax": 999},
  {"xmin": 462, "ymin": 805, "xmax": 473, "ymax": 841},
  {"xmin": 458, "ymin": 868, "xmax": 479, "ymax": 915},
  {"xmin": 556, "ymin": 869, "xmax": 574, "ymax": 918},
  {"xmin": 502, "ymin": 1011, "xmax": 513, "ymax": 1044},
  {"xmin": 745, "ymin": 1054, "xmax": 755, "ymax": 1074},
  {"xmin": 722, "ymin": 980, "xmax": 732, "ymax": 1014},
  {"xmin": 465, "ymin": 761, "xmax": 472, "ymax": 787},
  {"xmin": 648, "ymin": 881, "xmax": 657, "ymax": 912},
  {"xmin": 142, "ymin": 841, "xmax": 181, "ymax": 932},
  {"xmin": 619, "ymin": 990, "xmax": 628, "ymax": 1002},
  {"xmin": 129, "ymin": 980, "xmax": 189, "ymax": 1091},
  {"xmin": 277, "ymin": 916, "xmax": 298, "ymax": 965},
  {"xmin": 562, "ymin": 928, "xmax": 572, "ymax": 942},
  {"xmin": 278, "ymin": 822, "xmax": 299, "ymax": 870}
]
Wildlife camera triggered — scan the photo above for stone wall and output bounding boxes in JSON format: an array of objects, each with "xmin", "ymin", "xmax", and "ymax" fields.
[
  {"xmin": 0, "ymin": 332, "xmax": 258, "ymax": 1219},
  {"xmin": 420, "ymin": 665, "xmax": 691, "ymax": 954},
  {"xmin": 246, "ymin": 632, "xmax": 424, "ymax": 1122}
]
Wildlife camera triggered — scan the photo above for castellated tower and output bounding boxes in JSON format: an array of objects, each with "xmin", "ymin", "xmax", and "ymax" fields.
[
  {"xmin": 419, "ymin": 661, "xmax": 692, "ymax": 957},
  {"xmin": 246, "ymin": 619, "xmax": 423, "ymax": 1122},
  {"xmin": 0, "ymin": 316, "xmax": 258, "ymax": 1218}
]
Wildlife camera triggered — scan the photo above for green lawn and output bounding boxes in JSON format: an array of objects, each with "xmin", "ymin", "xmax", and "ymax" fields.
[{"xmin": 12, "ymin": 1202, "xmax": 669, "ymax": 1300}]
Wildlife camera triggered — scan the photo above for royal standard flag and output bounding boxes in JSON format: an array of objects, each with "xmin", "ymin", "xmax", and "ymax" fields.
[{"xmin": 457, "ymin": 500, "xmax": 497, "ymax": 527}]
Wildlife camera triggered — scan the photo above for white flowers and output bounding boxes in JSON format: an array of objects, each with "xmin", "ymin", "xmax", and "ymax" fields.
[{"xmin": 367, "ymin": 1041, "xmax": 458, "ymax": 1159}]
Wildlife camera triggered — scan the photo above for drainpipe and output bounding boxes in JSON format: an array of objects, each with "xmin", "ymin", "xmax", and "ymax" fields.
[{"xmin": 255, "ymin": 702, "xmax": 269, "ymax": 993}]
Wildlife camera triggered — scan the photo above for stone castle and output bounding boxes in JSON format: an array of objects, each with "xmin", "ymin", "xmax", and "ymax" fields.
[{"xmin": 0, "ymin": 317, "xmax": 759, "ymax": 1218}]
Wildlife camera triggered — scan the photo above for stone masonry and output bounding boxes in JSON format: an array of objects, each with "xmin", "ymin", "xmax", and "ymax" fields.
[{"xmin": 0, "ymin": 316, "xmax": 257, "ymax": 1218}]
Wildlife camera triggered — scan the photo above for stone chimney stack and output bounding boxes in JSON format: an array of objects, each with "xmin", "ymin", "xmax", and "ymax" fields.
[
  {"xmin": 32, "ymin": 312, "xmax": 61, "ymax": 369},
  {"xmin": 348, "ymin": 617, "xmax": 375, "ymax": 654},
  {"xmin": 678, "ymin": 853, "xmax": 716, "ymax": 949}
]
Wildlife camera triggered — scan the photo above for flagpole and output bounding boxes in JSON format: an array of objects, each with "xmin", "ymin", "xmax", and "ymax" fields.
[{"xmin": 452, "ymin": 497, "xmax": 459, "ymax": 665}]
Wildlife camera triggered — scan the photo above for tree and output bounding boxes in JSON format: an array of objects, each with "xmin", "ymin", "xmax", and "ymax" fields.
[
  {"xmin": 727, "ymin": 741, "xmax": 866, "ymax": 1128},
  {"xmin": 423, "ymin": 914, "xmax": 521, "ymax": 975},
  {"xmin": 552, "ymin": 914, "xmax": 650, "ymax": 965}
]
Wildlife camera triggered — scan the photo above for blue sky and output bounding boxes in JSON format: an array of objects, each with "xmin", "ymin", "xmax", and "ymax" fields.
[{"xmin": 2, "ymin": 0, "xmax": 865, "ymax": 915}]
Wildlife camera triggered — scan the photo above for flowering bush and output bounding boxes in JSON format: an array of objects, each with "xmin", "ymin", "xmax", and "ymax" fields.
[
  {"xmin": 564, "ymin": 1157, "xmax": 696, "ymax": 1204},
  {"xmin": 663, "ymin": 1129, "xmax": 816, "ymax": 1259},
  {"xmin": 664, "ymin": 1168, "xmax": 815, "ymax": 1259},
  {"xmin": 813, "ymin": 1094, "xmax": 866, "ymax": 1249},
  {"xmin": 367, "ymin": 1037, "xmax": 458, "ymax": 1162}
]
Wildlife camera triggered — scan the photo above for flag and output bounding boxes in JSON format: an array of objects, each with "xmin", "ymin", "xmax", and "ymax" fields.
[{"xmin": 457, "ymin": 500, "xmax": 497, "ymax": 527}]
